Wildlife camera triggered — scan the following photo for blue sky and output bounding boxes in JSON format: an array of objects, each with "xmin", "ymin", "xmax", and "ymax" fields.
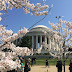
[{"xmin": 1, "ymin": 0, "xmax": 72, "ymax": 33}]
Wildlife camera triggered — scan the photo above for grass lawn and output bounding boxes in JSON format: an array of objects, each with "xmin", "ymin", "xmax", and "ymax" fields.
[{"xmin": 23, "ymin": 58, "xmax": 71, "ymax": 66}]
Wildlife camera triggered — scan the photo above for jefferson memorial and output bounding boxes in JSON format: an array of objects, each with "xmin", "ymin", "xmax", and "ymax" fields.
[
  {"xmin": 15, "ymin": 25, "xmax": 60, "ymax": 53},
  {"xmin": 14, "ymin": 25, "xmax": 72, "ymax": 56},
  {"xmin": 26, "ymin": 25, "xmax": 59, "ymax": 53}
]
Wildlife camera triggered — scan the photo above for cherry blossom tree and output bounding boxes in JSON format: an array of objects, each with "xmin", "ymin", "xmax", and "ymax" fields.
[
  {"xmin": 0, "ymin": 0, "xmax": 53, "ymax": 21},
  {"xmin": 35, "ymin": 18, "xmax": 72, "ymax": 72},
  {"xmin": 0, "ymin": 0, "xmax": 53, "ymax": 71},
  {"xmin": 40, "ymin": 19, "xmax": 72, "ymax": 58},
  {"xmin": 48, "ymin": 19, "xmax": 72, "ymax": 58},
  {"xmin": 0, "ymin": 25, "xmax": 34, "ymax": 71}
]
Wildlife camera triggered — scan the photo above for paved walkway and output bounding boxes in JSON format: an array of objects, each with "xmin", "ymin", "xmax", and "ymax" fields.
[{"xmin": 29, "ymin": 65, "xmax": 69, "ymax": 72}]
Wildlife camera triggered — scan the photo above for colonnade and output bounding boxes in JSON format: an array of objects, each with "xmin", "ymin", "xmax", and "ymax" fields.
[
  {"xmin": 32, "ymin": 35, "xmax": 59, "ymax": 51},
  {"xmin": 32, "ymin": 35, "xmax": 51, "ymax": 49},
  {"xmin": 14, "ymin": 35, "xmax": 59, "ymax": 51}
]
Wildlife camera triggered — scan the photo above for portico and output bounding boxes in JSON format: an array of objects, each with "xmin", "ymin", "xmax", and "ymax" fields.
[
  {"xmin": 26, "ymin": 25, "xmax": 54, "ymax": 51},
  {"xmin": 15, "ymin": 25, "xmax": 59, "ymax": 53},
  {"xmin": 31, "ymin": 35, "xmax": 50, "ymax": 49}
]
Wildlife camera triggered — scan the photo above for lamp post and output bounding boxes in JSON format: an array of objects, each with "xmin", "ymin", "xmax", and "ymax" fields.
[{"xmin": 56, "ymin": 16, "xmax": 61, "ymax": 22}]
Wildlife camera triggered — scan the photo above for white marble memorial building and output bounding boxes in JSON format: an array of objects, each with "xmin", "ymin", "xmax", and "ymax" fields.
[
  {"xmin": 26, "ymin": 25, "xmax": 59, "ymax": 52},
  {"xmin": 15, "ymin": 25, "xmax": 60, "ymax": 53},
  {"xmin": 14, "ymin": 25, "xmax": 72, "ymax": 56}
]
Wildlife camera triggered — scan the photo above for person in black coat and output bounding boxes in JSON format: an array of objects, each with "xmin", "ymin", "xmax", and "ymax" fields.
[
  {"xmin": 46, "ymin": 59, "xmax": 49, "ymax": 67},
  {"xmin": 31, "ymin": 58, "xmax": 34, "ymax": 67},
  {"xmin": 56, "ymin": 58, "xmax": 62, "ymax": 72},
  {"xmin": 24, "ymin": 62, "xmax": 29, "ymax": 72}
]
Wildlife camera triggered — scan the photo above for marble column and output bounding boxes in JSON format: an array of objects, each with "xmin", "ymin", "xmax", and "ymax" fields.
[
  {"xmin": 56, "ymin": 43, "xmax": 58, "ymax": 51},
  {"xmin": 52, "ymin": 38, "xmax": 54, "ymax": 50},
  {"xmin": 55, "ymin": 39, "xmax": 58, "ymax": 51},
  {"xmin": 49, "ymin": 37, "xmax": 51, "ymax": 49},
  {"xmin": 45, "ymin": 35, "xmax": 47, "ymax": 44},
  {"xmin": 40, "ymin": 35, "xmax": 42, "ymax": 47},
  {"xmin": 32, "ymin": 36, "xmax": 34, "ymax": 49},
  {"xmin": 36, "ymin": 35, "xmax": 38, "ymax": 49}
]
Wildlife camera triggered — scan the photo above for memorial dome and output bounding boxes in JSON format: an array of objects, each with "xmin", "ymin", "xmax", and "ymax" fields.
[
  {"xmin": 29, "ymin": 25, "xmax": 50, "ymax": 32},
  {"xmin": 26, "ymin": 25, "xmax": 51, "ymax": 36},
  {"xmin": 33, "ymin": 25, "xmax": 49, "ymax": 29}
]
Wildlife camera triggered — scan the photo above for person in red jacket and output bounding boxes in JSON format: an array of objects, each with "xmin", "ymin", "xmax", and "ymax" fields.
[{"xmin": 69, "ymin": 58, "xmax": 72, "ymax": 72}]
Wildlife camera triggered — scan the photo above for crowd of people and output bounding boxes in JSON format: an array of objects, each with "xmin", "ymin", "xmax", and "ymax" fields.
[
  {"xmin": 45, "ymin": 58, "xmax": 72, "ymax": 72},
  {"xmin": 19, "ymin": 57, "xmax": 72, "ymax": 72},
  {"xmin": 56, "ymin": 58, "xmax": 72, "ymax": 72},
  {"xmin": 19, "ymin": 57, "xmax": 36, "ymax": 72},
  {"xmin": 8, "ymin": 56, "xmax": 72, "ymax": 72}
]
